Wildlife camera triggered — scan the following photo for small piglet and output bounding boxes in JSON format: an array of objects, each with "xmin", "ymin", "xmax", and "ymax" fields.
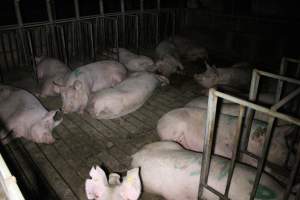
[
  {"xmin": 194, "ymin": 62, "xmax": 252, "ymax": 90},
  {"xmin": 55, "ymin": 60, "xmax": 127, "ymax": 114},
  {"xmin": 85, "ymin": 166, "xmax": 141, "ymax": 200},
  {"xmin": 0, "ymin": 84, "xmax": 62, "ymax": 144},
  {"xmin": 87, "ymin": 72, "xmax": 169, "ymax": 119},
  {"xmin": 35, "ymin": 56, "xmax": 70, "ymax": 97},
  {"xmin": 157, "ymin": 107, "xmax": 294, "ymax": 167},
  {"xmin": 132, "ymin": 141, "xmax": 289, "ymax": 200},
  {"xmin": 113, "ymin": 48, "xmax": 156, "ymax": 72},
  {"xmin": 155, "ymin": 40, "xmax": 184, "ymax": 77}
]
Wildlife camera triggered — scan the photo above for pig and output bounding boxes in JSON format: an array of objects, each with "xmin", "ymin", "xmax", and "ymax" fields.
[
  {"xmin": 172, "ymin": 36, "xmax": 208, "ymax": 62},
  {"xmin": 55, "ymin": 60, "xmax": 127, "ymax": 114},
  {"xmin": 85, "ymin": 166, "xmax": 141, "ymax": 200},
  {"xmin": 157, "ymin": 107, "xmax": 294, "ymax": 167},
  {"xmin": 155, "ymin": 40, "xmax": 184, "ymax": 77},
  {"xmin": 35, "ymin": 56, "xmax": 71, "ymax": 97},
  {"xmin": 86, "ymin": 72, "xmax": 169, "ymax": 119},
  {"xmin": 194, "ymin": 62, "xmax": 252, "ymax": 91},
  {"xmin": 112, "ymin": 48, "xmax": 156, "ymax": 72},
  {"xmin": 131, "ymin": 141, "xmax": 290, "ymax": 200},
  {"xmin": 0, "ymin": 84, "xmax": 62, "ymax": 144}
]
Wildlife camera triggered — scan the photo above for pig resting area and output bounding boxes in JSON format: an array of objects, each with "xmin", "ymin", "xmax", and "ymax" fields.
[{"xmin": 1, "ymin": 71, "xmax": 199, "ymax": 200}]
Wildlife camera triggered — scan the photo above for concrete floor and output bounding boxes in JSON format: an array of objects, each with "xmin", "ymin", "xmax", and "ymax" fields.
[{"xmin": 2, "ymin": 71, "xmax": 200, "ymax": 199}]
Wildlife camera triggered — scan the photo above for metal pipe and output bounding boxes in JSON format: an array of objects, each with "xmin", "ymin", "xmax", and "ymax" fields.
[
  {"xmin": 99, "ymin": 0, "xmax": 104, "ymax": 16},
  {"xmin": 271, "ymin": 87, "xmax": 300, "ymax": 111},
  {"xmin": 157, "ymin": 0, "xmax": 161, "ymax": 9},
  {"xmin": 14, "ymin": 0, "xmax": 23, "ymax": 26},
  {"xmin": 224, "ymin": 106, "xmax": 245, "ymax": 197},
  {"xmin": 140, "ymin": 0, "xmax": 144, "ymax": 12},
  {"xmin": 214, "ymin": 90, "xmax": 300, "ymax": 126},
  {"xmin": 198, "ymin": 88, "xmax": 218, "ymax": 198},
  {"xmin": 0, "ymin": 34, "xmax": 9, "ymax": 71},
  {"xmin": 256, "ymin": 69, "xmax": 300, "ymax": 85},
  {"xmin": 26, "ymin": 31, "xmax": 39, "ymax": 83},
  {"xmin": 249, "ymin": 117, "xmax": 275, "ymax": 200},
  {"xmin": 73, "ymin": 0, "xmax": 80, "ymax": 19}
]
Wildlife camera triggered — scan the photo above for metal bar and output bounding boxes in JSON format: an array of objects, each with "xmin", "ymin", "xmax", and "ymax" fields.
[
  {"xmin": 205, "ymin": 184, "xmax": 230, "ymax": 200},
  {"xmin": 198, "ymin": 88, "xmax": 218, "ymax": 198},
  {"xmin": 14, "ymin": 0, "xmax": 23, "ymax": 26},
  {"xmin": 240, "ymin": 70, "xmax": 260, "ymax": 151},
  {"xmin": 99, "ymin": 0, "xmax": 104, "ymax": 16},
  {"xmin": 7, "ymin": 33, "xmax": 16, "ymax": 67},
  {"xmin": 256, "ymin": 69, "xmax": 300, "ymax": 85},
  {"xmin": 249, "ymin": 117, "xmax": 276, "ymax": 200},
  {"xmin": 73, "ymin": 0, "xmax": 80, "ymax": 19},
  {"xmin": 283, "ymin": 141, "xmax": 300, "ymax": 199},
  {"xmin": 214, "ymin": 90, "xmax": 300, "ymax": 126},
  {"xmin": 135, "ymin": 15, "xmax": 139, "ymax": 53},
  {"xmin": 271, "ymin": 87, "xmax": 300, "ymax": 111},
  {"xmin": 157, "ymin": 0, "xmax": 161, "ymax": 9},
  {"xmin": 0, "ymin": 34, "xmax": 9, "ymax": 71},
  {"xmin": 46, "ymin": 0, "xmax": 59, "ymax": 58},
  {"xmin": 0, "ymin": 63, "xmax": 3, "ymax": 82},
  {"xmin": 120, "ymin": 0, "xmax": 126, "ymax": 46},
  {"xmin": 59, "ymin": 26, "xmax": 68, "ymax": 64},
  {"xmin": 285, "ymin": 57, "xmax": 300, "ymax": 64},
  {"xmin": 224, "ymin": 106, "xmax": 245, "ymax": 197},
  {"xmin": 26, "ymin": 31, "xmax": 39, "ymax": 83},
  {"xmin": 140, "ymin": 0, "xmax": 144, "ymax": 12}
]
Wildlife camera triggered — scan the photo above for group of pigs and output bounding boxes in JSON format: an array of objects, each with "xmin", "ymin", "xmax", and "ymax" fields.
[
  {"xmin": 85, "ymin": 41, "xmax": 295, "ymax": 199},
  {"xmin": 0, "ymin": 36, "xmax": 295, "ymax": 199}
]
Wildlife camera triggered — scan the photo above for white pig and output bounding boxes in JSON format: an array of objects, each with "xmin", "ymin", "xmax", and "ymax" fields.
[
  {"xmin": 0, "ymin": 84, "xmax": 62, "ymax": 144},
  {"xmin": 55, "ymin": 60, "xmax": 127, "ymax": 114},
  {"xmin": 85, "ymin": 166, "xmax": 141, "ymax": 200},
  {"xmin": 157, "ymin": 107, "xmax": 294, "ymax": 167},
  {"xmin": 113, "ymin": 48, "xmax": 156, "ymax": 72},
  {"xmin": 155, "ymin": 40, "xmax": 184, "ymax": 77},
  {"xmin": 35, "ymin": 56, "xmax": 71, "ymax": 97},
  {"xmin": 194, "ymin": 62, "xmax": 252, "ymax": 90},
  {"xmin": 132, "ymin": 141, "xmax": 291, "ymax": 200},
  {"xmin": 86, "ymin": 72, "xmax": 169, "ymax": 119}
]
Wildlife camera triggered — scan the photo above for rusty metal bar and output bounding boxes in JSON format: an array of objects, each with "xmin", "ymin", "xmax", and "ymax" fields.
[
  {"xmin": 224, "ymin": 106, "xmax": 246, "ymax": 198},
  {"xmin": 198, "ymin": 88, "xmax": 218, "ymax": 198},
  {"xmin": 271, "ymin": 87, "xmax": 300, "ymax": 111},
  {"xmin": 283, "ymin": 141, "xmax": 300, "ymax": 199}
]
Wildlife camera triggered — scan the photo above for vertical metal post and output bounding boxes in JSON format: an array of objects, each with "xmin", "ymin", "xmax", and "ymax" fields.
[
  {"xmin": 140, "ymin": 0, "xmax": 144, "ymax": 12},
  {"xmin": 249, "ymin": 117, "xmax": 276, "ymax": 200},
  {"xmin": 114, "ymin": 19, "xmax": 119, "ymax": 61},
  {"xmin": 240, "ymin": 69, "xmax": 260, "ymax": 152},
  {"xmin": 99, "ymin": 0, "xmax": 104, "ymax": 16},
  {"xmin": 26, "ymin": 32, "xmax": 39, "ymax": 83},
  {"xmin": 198, "ymin": 88, "xmax": 218, "ymax": 198},
  {"xmin": 46, "ymin": 0, "xmax": 58, "ymax": 58},
  {"xmin": 73, "ymin": 0, "xmax": 80, "ymax": 19},
  {"xmin": 224, "ymin": 106, "xmax": 245, "ymax": 197},
  {"xmin": 135, "ymin": 15, "xmax": 140, "ymax": 54},
  {"xmin": 14, "ymin": 0, "xmax": 27, "ymax": 65},
  {"xmin": 120, "ymin": 0, "xmax": 126, "ymax": 47},
  {"xmin": 157, "ymin": 0, "xmax": 161, "ymax": 9}
]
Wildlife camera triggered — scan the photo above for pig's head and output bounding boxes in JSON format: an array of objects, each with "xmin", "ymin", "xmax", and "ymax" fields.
[
  {"xmin": 85, "ymin": 166, "xmax": 141, "ymax": 200},
  {"xmin": 155, "ymin": 55, "xmax": 184, "ymax": 77},
  {"xmin": 29, "ymin": 110, "xmax": 63, "ymax": 144},
  {"xmin": 194, "ymin": 63, "xmax": 219, "ymax": 89},
  {"xmin": 56, "ymin": 80, "xmax": 89, "ymax": 113}
]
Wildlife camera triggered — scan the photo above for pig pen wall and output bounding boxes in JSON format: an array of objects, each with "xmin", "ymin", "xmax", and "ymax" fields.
[{"xmin": 182, "ymin": 8, "xmax": 300, "ymax": 68}]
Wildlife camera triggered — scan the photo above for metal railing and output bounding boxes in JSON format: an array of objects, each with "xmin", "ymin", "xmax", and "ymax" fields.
[{"xmin": 198, "ymin": 69, "xmax": 300, "ymax": 199}]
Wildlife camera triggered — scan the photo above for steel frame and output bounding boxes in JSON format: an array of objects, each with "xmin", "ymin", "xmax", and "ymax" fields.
[{"xmin": 198, "ymin": 69, "xmax": 300, "ymax": 199}]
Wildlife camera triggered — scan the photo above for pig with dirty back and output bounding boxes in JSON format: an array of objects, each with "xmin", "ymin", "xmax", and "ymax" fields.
[
  {"xmin": 0, "ymin": 84, "xmax": 62, "ymax": 144},
  {"xmin": 55, "ymin": 60, "xmax": 127, "ymax": 114},
  {"xmin": 155, "ymin": 40, "xmax": 184, "ymax": 77},
  {"xmin": 86, "ymin": 72, "xmax": 169, "ymax": 119},
  {"xmin": 35, "ymin": 56, "xmax": 71, "ymax": 97},
  {"xmin": 112, "ymin": 48, "xmax": 156, "ymax": 72},
  {"xmin": 85, "ymin": 166, "xmax": 141, "ymax": 200},
  {"xmin": 131, "ymin": 141, "xmax": 292, "ymax": 200},
  {"xmin": 157, "ymin": 106, "xmax": 294, "ymax": 168},
  {"xmin": 194, "ymin": 62, "xmax": 252, "ymax": 90}
]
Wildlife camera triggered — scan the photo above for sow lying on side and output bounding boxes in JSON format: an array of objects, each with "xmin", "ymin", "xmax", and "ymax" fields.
[{"xmin": 0, "ymin": 84, "xmax": 62, "ymax": 144}]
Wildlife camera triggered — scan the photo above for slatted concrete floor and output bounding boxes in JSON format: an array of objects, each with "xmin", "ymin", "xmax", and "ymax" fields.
[{"xmin": 3, "ymin": 75, "xmax": 200, "ymax": 200}]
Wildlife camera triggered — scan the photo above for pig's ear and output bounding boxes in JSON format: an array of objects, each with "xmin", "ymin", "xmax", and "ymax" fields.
[
  {"xmin": 205, "ymin": 62, "xmax": 217, "ymax": 74},
  {"xmin": 108, "ymin": 173, "xmax": 121, "ymax": 185},
  {"xmin": 44, "ymin": 110, "xmax": 63, "ymax": 127},
  {"xmin": 73, "ymin": 80, "xmax": 82, "ymax": 90},
  {"xmin": 119, "ymin": 168, "xmax": 141, "ymax": 200},
  {"xmin": 85, "ymin": 166, "xmax": 108, "ymax": 199}
]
